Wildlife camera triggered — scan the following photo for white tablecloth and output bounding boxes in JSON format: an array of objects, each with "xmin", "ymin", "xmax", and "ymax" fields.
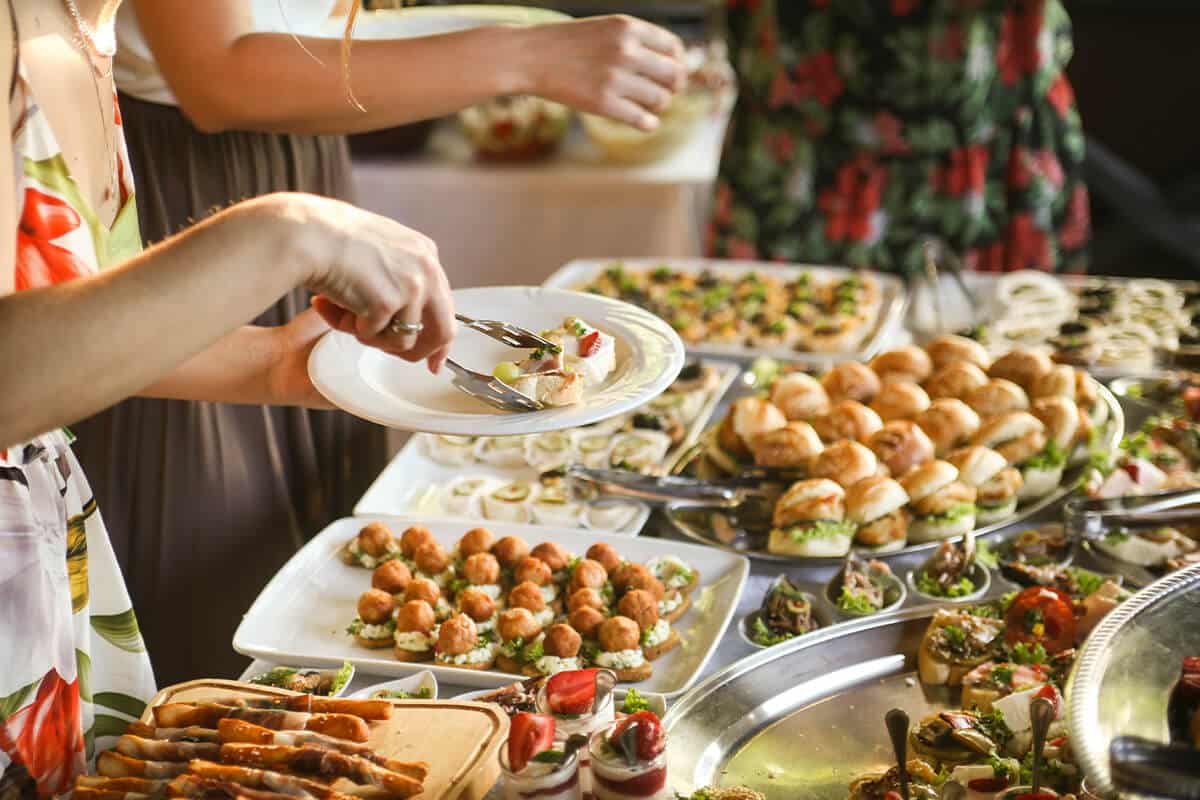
[{"xmin": 351, "ymin": 111, "xmax": 729, "ymax": 289}]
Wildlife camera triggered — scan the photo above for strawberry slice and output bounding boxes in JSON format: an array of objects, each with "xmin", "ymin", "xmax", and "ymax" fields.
[
  {"xmin": 545, "ymin": 669, "xmax": 599, "ymax": 715},
  {"xmin": 610, "ymin": 710, "xmax": 666, "ymax": 761},
  {"xmin": 508, "ymin": 713, "xmax": 556, "ymax": 773},
  {"xmin": 1034, "ymin": 684, "xmax": 1062, "ymax": 716},
  {"xmin": 579, "ymin": 331, "xmax": 601, "ymax": 358}
]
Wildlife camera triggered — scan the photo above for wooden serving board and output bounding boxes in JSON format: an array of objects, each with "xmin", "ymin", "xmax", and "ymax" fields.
[{"xmin": 141, "ymin": 680, "xmax": 508, "ymax": 800}]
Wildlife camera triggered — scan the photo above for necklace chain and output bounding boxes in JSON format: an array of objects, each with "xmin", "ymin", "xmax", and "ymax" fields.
[{"xmin": 61, "ymin": 0, "xmax": 119, "ymax": 204}]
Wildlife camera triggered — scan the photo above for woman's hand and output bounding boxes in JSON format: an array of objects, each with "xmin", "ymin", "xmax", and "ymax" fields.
[
  {"xmin": 279, "ymin": 194, "xmax": 456, "ymax": 373},
  {"xmin": 519, "ymin": 15, "xmax": 687, "ymax": 131},
  {"xmin": 265, "ymin": 308, "xmax": 335, "ymax": 409}
]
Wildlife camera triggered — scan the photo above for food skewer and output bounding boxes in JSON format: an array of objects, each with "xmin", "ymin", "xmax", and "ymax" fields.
[{"xmin": 884, "ymin": 708, "xmax": 910, "ymax": 800}]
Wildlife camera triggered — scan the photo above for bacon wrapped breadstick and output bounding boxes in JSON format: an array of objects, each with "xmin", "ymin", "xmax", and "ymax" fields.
[
  {"xmin": 233, "ymin": 696, "xmax": 392, "ymax": 721},
  {"xmin": 76, "ymin": 777, "xmax": 167, "ymax": 793},
  {"xmin": 115, "ymin": 734, "xmax": 220, "ymax": 762},
  {"xmin": 96, "ymin": 751, "xmax": 190, "ymax": 779},
  {"xmin": 216, "ymin": 720, "xmax": 427, "ymax": 780},
  {"xmin": 218, "ymin": 744, "xmax": 423, "ymax": 798},
  {"xmin": 72, "ymin": 787, "xmax": 153, "ymax": 800},
  {"xmin": 185, "ymin": 760, "xmax": 355, "ymax": 800},
  {"xmin": 167, "ymin": 775, "xmax": 306, "ymax": 800},
  {"xmin": 152, "ymin": 705, "xmax": 368, "ymax": 743},
  {"xmin": 124, "ymin": 722, "xmax": 220, "ymax": 743}
]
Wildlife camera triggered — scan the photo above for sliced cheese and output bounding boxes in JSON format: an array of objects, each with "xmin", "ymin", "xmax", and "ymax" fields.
[
  {"xmin": 992, "ymin": 685, "xmax": 1062, "ymax": 735},
  {"xmin": 950, "ymin": 765, "xmax": 998, "ymax": 784}
]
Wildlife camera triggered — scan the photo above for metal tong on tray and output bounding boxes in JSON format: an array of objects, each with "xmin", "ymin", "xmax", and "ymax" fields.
[
  {"xmin": 562, "ymin": 464, "xmax": 767, "ymax": 510},
  {"xmin": 1063, "ymin": 487, "xmax": 1200, "ymax": 542}
]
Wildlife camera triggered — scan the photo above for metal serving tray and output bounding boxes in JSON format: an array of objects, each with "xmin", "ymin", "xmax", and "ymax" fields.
[
  {"xmin": 662, "ymin": 381, "xmax": 1124, "ymax": 565},
  {"xmin": 1068, "ymin": 561, "xmax": 1200, "ymax": 800},
  {"xmin": 663, "ymin": 605, "xmax": 947, "ymax": 798}
]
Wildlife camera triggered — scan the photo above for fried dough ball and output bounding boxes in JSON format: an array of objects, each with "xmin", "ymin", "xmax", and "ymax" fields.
[
  {"xmin": 625, "ymin": 571, "xmax": 666, "ymax": 602},
  {"xmin": 404, "ymin": 577, "xmax": 441, "ymax": 607},
  {"xmin": 570, "ymin": 559, "xmax": 608, "ymax": 592},
  {"xmin": 457, "ymin": 527, "xmax": 495, "ymax": 558},
  {"xmin": 458, "ymin": 587, "xmax": 496, "ymax": 623},
  {"xmin": 413, "ymin": 542, "xmax": 450, "ymax": 575},
  {"xmin": 531, "ymin": 542, "xmax": 570, "ymax": 573},
  {"xmin": 357, "ymin": 522, "xmax": 395, "ymax": 558},
  {"xmin": 568, "ymin": 606, "xmax": 606, "ymax": 639},
  {"xmin": 400, "ymin": 525, "xmax": 435, "ymax": 559},
  {"xmin": 598, "ymin": 615, "xmax": 641, "ymax": 652},
  {"xmin": 357, "ymin": 589, "xmax": 395, "ymax": 625},
  {"xmin": 544, "ymin": 623, "xmax": 583, "ymax": 658},
  {"xmin": 586, "ymin": 543, "xmax": 622, "ymax": 574},
  {"xmin": 610, "ymin": 562, "xmax": 650, "ymax": 594},
  {"xmin": 492, "ymin": 535, "xmax": 531, "ymax": 569},
  {"xmin": 568, "ymin": 587, "xmax": 606, "ymax": 613},
  {"xmin": 618, "ymin": 589, "xmax": 660, "ymax": 631},
  {"xmin": 509, "ymin": 580, "xmax": 547, "ymax": 613},
  {"xmin": 497, "ymin": 607, "xmax": 541, "ymax": 642},
  {"xmin": 371, "ymin": 560, "xmax": 412, "ymax": 595},
  {"xmin": 514, "ymin": 556, "xmax": 553, "ymax": 587},
  {"xmin": 395, "ymin": 599, "xmax": 436, "ymax": 633},
  {"xmin": 438, "ymin": 614, "xmax": 478, "ymax": 656},
  {"xmin": 462, "ymin": 553, "xmax": 501, "ymax": 586}
]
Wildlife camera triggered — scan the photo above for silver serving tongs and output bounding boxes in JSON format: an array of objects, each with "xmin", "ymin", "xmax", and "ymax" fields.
[
  {"xmin": 918, "ymin": 238, "xmax": 980, "ymax": 337},
  {"xmin": 445, "ymin": 314, "xmax": 564, "ymax": 413},
  {"xmin": 1062, "ymin": 488, "xmax": 1200, "ymax": 542},
  {"xmin": 563, "ymin": 464, "xmax": 763, "ymax": 509}
]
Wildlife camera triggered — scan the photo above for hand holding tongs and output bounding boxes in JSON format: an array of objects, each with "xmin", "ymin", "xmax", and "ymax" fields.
[
  {"xmin": 562, "ymin": 464, "xmax": 765, "ymax": 509},
  {"xmin": 1063, "ymin": 488, "xmax": 1200, "ymax": 542},
  {"xmin": 444, "ymin": 314, "xmax": 562, "ymax": 413}
]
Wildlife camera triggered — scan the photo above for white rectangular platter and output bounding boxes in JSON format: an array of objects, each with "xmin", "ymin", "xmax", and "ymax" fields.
[
  {"xmin": 352, "ymin": 361, "xmax": 741, "ymax": 535},
  {"xmin": 542, "ymin": 257, "xmax": 907, "ymax": 363},
  {"xmin": 233, "ymin": 516, "xmax": 749, "ymax": 698}
]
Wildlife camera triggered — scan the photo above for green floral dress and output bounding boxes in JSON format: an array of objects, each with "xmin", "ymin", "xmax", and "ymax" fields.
[
  {"xmin": 0, "ymin": 63, "xmax": 154, "ymax": 800},
  {"xmin": 708, "ymin": 0, "xmax": 1090, "ymax": 274}
]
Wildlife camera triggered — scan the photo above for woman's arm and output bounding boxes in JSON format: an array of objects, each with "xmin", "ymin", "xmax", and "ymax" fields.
[{"xmin": 132, "ymin": 1, "xmax": 685, "ymax": 134}]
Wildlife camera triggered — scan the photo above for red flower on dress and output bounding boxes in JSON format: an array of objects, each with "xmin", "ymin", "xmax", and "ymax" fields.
[
  {"xmin": 874, "ymin": 112, "xmax": 910, "ymax": 155},
  {"xmin": 767, "ymin": 68, "xmax": 798, "ymax": 110},
  {"xmin": 1032, "ymin": 150, "xmax": 1064, "ymax": 190},
  {"xmin": 996, "ymin": 1, "xmax": 1045, "ymax": 85},
  {"xmin": 764, "ymin": 130, "xmax": 796, "ymax": 163},
  {"xmin": 726, "ymin": 237, "xmax": 759, "ymax": 260},
  {"xmin": 757, "ymin": 23, "xmax": 778, "ymax": 56},
  {"xmin": 964, "ymin": 242, "xmax": 1005, "ymax": 273},
  {"xmin": 0, "ymin": 670, "xmax": 86, "ymax": 798},
  {"xmin": 1046, "ymin": 74, "xmax": 1075, "ymax": 117},
  {"xmin": 1059, "ymin": 185, "xmax": 1091, "ymax": 250},
  {"xmin": 15, "ymin": 187, "xmax": 88, "ymax": 290},
  {"xmin": 930, "ymin": 21, "xmax": 964, "ymax": 61},
  {"xmin": 936, "ymin": 145, "xmax": 989, "ymax": 195},
  {"xmin": 818, "ymin": 154, "xmax": 886, "ymax": 243},
  {"xmin": 1005, "ymin": 212, "xmax": 1052, "ymax": 271},
  {"xmin": 891, "ymin": 0, "xmax": 920, "ymax": 15},
  {"xmin": 795, "ymin": 51, "xmax": 844, "ymax": 108},
  {"xmin": 712, "ymin": 182, "xmax": 734, "ymax": 226}
]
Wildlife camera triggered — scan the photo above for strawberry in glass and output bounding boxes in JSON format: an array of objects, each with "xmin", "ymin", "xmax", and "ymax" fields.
[
  {"xmin": 500, "ymin": 713, "xmax": 582, "ymax": 800},
  {"xmin": 589, "ymin": 711, "xmax": 670, "ymax": 800},
  {"xmin": 537, "ymin": 669, "xmax": 616, "ymax": 796}
]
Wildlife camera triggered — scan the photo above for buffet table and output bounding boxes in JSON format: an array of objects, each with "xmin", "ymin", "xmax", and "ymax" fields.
[{"xmin": 351, "ymin": 111, "xmax": 730, "ymax": 289}]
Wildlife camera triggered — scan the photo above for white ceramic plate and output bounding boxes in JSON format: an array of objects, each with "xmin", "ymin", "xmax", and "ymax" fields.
[
  {"xmin": 317, "ymin": 5, "xmax": 568, "ymax": 39},
  {"xmin": 350, "ymin": 360, "xmax": 741, "ymax": 533},
  {"xmin": 233, "ymin": 516, "xmax": 749, "ymax": 698},
  {"xmin": 349, "ymin": 671, "xmax": 438, "ymax": 701},
  {"xmin": 235, "ymin": 662, "xmax": 355, "ymax": 697},
  {"xmin": 308, "ymin": 287, "xmax": 686, "ymax": 436}
]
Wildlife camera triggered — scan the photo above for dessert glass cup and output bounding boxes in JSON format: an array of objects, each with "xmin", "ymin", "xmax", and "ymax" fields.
[
  {"xmin": 535, "ymin": 677, "xmax": 616, "ymax": 796},
  {"xmin": 588, "ymin": 721, "xmax": 670, "ymax": 800},
  {"xmin": 498, "ymin": 745, "xmax": 581, "ymax": 800}
]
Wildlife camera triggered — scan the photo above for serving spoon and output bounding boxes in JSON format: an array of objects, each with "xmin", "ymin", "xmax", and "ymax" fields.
[
  {"xmin": 885, "ymin": 708, "xmax": 910, "ymax": 800},
  {"xmin": 1029, "ymin": 696, "xmax": 1056, "ymax": 797}
]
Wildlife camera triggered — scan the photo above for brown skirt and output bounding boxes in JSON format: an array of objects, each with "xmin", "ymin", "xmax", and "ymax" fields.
[{"xmin": 70, "ymin": 94, "xmax": 388, "ymax": 685}]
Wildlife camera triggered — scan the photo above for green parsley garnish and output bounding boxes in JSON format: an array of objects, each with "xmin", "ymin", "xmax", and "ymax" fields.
[
  {"xmin": 837, "ymin": 587, "xmax": 878, "ymax": 615},
  {"xmin": 975, "ymin": 709, "xmax": 1014, "ymax": 748},
  {"xmin": 943, "ymin": 624, "xmax": 967, "ymax": 649},
  {"xmin": 992, "ymin": 665, "xmax": 1014, "ymax": 685},
  {"xmin": 1007, "ymin": 641, "xmax": 1048, "ymax": 665},
  {"xmin": 531, "ymin": 750, "xmax": 567, "ymax": 764},
  {"xmin": 621, "ymin": 688, "xmax": 650, "ymax": 714},
  {"xmin": 250, "ymin": 667, "xmax": 298, "ymax": 687},
  {"xmin": 750, "ymin": 616, "xmax": 796, "ymax": 647},
  {"xmin": 1069, "ymin": 567, "xmax": 1105, "ymax": 596},
  {"xmin": 1023, "ymin": 441, "xmax": 1066, "ymax": 471},
  {"xmin": 329, "ymin": 661, "xmax": 354, "ymax": 696},
  {"xmin": 374, "ymin": 686, "xmax": 434, "ymax": 700}
]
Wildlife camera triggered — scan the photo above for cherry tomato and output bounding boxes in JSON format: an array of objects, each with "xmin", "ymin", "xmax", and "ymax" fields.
[
  {"xmin": 579, "ymin": 331, "xmax": 601, "ymax": 358},
  {"xmin": 610, "ymin": 710, "xmax": 666, "ymax": 761},
  {"xmin": 545, "ymin": 669, "xmax": 599, "ymax": 715},
  {"xmin": 1004, "ymin": 586, "xmax": 1076, "ymax": 654},
  {"xmin": 508, "ymin": 712, "xmax": 556, "ymax": 772}
]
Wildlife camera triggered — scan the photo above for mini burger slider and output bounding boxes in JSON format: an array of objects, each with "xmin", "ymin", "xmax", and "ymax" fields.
[
  {"xmin": 924, "ymin": 361, "xmax": 989, "ymax": 401},
  {"xmin": 813, "ymin": 400, "xmax": 883, "ymax": 444},
  {"xmin": 972, "ymin": 411, "xmax": 1057, "ymax": 501},
  {"xmin": 846, "ymin": 475, "xmax": 911, "ymax": 553},
  {"xmin": 768, "ymin": 478, "xmax": 854, "ymax": 557},
  {"xmin": 924, "ymin": 334, "xmax": 990, "ymax": 371},
  {"xmin": 946, "ymin": 445, "xmax": 1022, "ymax": 524},
  {"xmin": 749, "ymin": 421, "xmax": 823, "ymax": 469},
  {"xmin": 715, "ymin": 397, "xmax": 788, "ymax": 468},
  {"xmin": 899, "ymin": 460, "xmax": 978, "ymax": 544},
  {"xmin": 769, "ymin": 372, "xmax": 831, "ymax": 421},
  {"xmin": 869, "ymin": 381, "xmax": 931, "ymax": 422},
  {"xmin": 868, "ymin": 421, "xmax": 936, "ymax": 477},
  {"xmin": 821, "ymin": 361, "xmax": 882, "ymax": 404},
  {"xmin": 869, "ymin": 346, "xmax": 933, "ymax": 384},
  {"xmin": 809, "ymin": 440, "xmax": 881, "ymax": 489},
  {"xmin": 987, "ymin": 348, "xmax": 1053, "ymax": 393},
  {"xmin": 915, "ymin": 399, "xmax": 980, "ymax": 457}
]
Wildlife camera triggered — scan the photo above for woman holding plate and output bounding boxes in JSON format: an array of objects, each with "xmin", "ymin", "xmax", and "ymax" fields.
[{"xmin": 74, "ymin": 1, "xmax": 687, "ymax": 685}]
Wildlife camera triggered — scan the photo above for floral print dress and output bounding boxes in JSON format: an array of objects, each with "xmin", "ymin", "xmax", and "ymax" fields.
[
  {"xmin": 0, "ymin": 64, "xmax": 154, "ymax": 800},
  {"xmin": 708, "ymin": 0, "xmax": 1091, "ymax": 275}
]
